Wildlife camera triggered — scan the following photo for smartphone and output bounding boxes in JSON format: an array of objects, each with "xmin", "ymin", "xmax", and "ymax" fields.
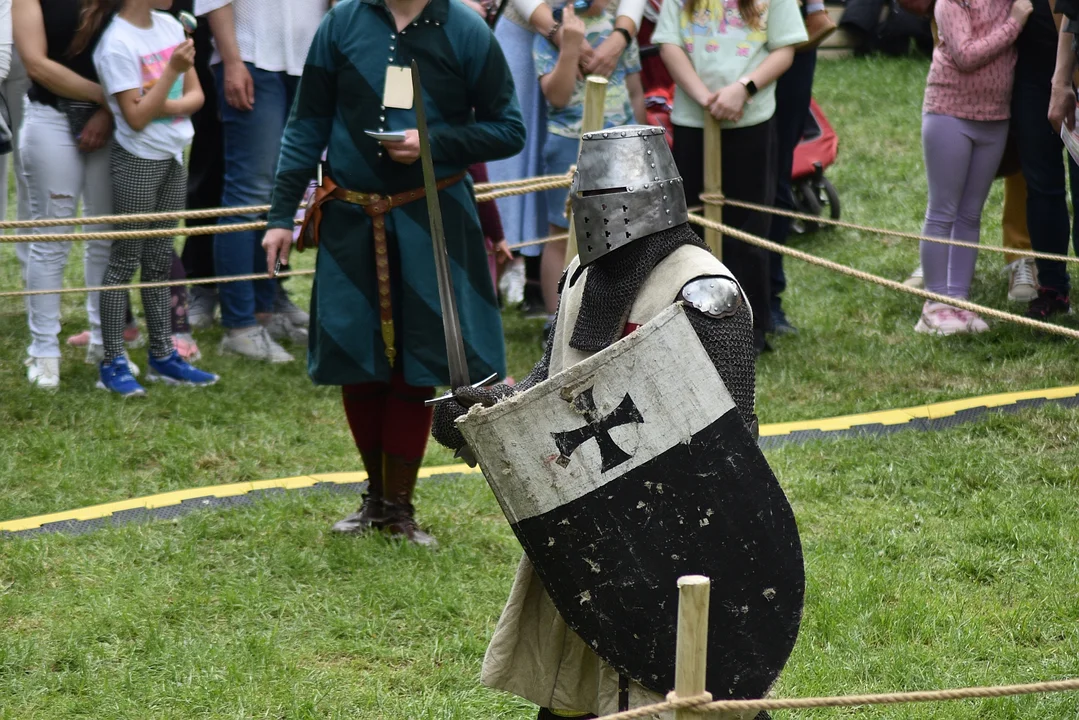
[
  {"xmin": 365, "ymin": 130, "xmax": 409, "ymax": 143},
  {"xmin": 553, "ymin": 0, "xmax": 592, "ymax": 22}
]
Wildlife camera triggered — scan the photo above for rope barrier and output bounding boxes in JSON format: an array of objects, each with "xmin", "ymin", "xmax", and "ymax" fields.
[
  {"xmin": 596, "ymin": 677, "xmax": 1079, "ymax": 719},
  {"xmin": 0, "ymin": 175, "xmax": 570, "ymax": 241},
  {"xmin": 0, "ymin": 221, "xmax": 269, "ymax": 244},
  {"xmin": 686, "ymin": 213, "xmax": 1079, "ymax": 341},
  {"xmin": 0, "ymin": 205, "xmax": 270, "ymax": 230},
  {"xmin": 0, "ymin": 271, "xmax": 314, "ymax": 299},
  {"xmin": 701, "ymin": 194, "xmax": 1079, "ymax": 265}
]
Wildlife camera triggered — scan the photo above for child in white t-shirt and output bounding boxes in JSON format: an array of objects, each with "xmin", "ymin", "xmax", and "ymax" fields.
[{"xmin": 93, "ymin": 1, "xmax": 218, "ymax": 396}]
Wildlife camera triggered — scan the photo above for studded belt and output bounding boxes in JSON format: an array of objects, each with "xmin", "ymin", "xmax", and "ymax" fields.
[{"xmin": 330, "ymin": 173, "xmax": 465, "ymax": 368}]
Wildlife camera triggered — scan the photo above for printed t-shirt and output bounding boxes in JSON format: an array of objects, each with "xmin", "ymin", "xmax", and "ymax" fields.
[
  {"xmin": 651, "ymin": 0, "xmax": 807, "ymax": 129},
  {"xmin": 533, "ymin": 8, "xmax": 642, "ymax": 138},
  {"xmin": 95, "ymin": 13, "xmax": 195, "ymax": 163}
]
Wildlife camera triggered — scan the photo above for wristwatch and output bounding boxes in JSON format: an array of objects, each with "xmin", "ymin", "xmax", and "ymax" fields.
[
  {"xmin": 546, "ymin": 21, "xmax": 562, "ymax": 45},
  {"xmin": 613, "ymin": 27, "xmax": 633, "ymax": 47},
  {"xmin": 738, "ymin": 77, "xmax": 758, "ymax": 98}
]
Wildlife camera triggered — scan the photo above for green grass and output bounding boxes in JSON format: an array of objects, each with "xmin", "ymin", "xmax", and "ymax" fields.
[{"xmin": 1, "ymin": 55, "xmax": 1079, "ymax": 718}]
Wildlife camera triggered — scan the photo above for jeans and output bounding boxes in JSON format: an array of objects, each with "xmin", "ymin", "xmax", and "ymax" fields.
[
  {"xmin": 1012, "ymin": 59, "xmax": 1079, "ymax": 295},
  {"xmin": 213, "ymin": 63, "xmax": 297, "ymax": 329},
  {"xmin": 768, "ymin": 48, "xmax": 817, "ymax": 308},
  {"xmin": 21, "ymin": 101, "xmax": 114, "ymax": 358}
]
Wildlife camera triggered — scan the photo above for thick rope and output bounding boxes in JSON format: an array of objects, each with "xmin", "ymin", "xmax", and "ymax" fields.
[
  {"xmin": 686, "ymin": 213, "xmax": 1079, "ymax": 341},
  {"xmin": 0, "ymin": 270, "xmax": 314, "ymax": 299},
  {"xmin": 0, "ymin": 205, "xmax": 270, "ymax": 230},
  {"xmin": 700, "ymin": 194, "xmax": 1079, "ymax": 265},
  {"xmin": 597, "ymin": 677, "xmax": 1079, "ymax": 719},
  {"xmin": 0, "ymin": 175, "xmax": 571, "ymax": 240},
  {"xmin": 0, "ymin": 221, "xmax": 269, "ymax": 244}
]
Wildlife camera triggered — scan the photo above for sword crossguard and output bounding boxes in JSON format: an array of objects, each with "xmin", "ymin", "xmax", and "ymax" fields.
[{"xmin": 424, "ymin": 373, "xmax": 500, "ymax": 407}]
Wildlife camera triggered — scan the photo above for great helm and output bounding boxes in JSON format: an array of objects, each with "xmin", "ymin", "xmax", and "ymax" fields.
[{"xmin": 569, "ymin": 125, "xmax": 689, "ymax": 267}]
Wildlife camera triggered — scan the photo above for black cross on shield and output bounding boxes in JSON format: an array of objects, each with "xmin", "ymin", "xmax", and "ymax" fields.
[{"xmin": 552, "ymin": 387, "xmax": 645, "ymax": 473}]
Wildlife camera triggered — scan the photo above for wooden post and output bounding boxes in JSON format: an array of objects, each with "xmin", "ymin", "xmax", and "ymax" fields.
[
  {"xmin": 670, "ymin": 575, "xmax": 714, "ymax": 720},
  {"xmin": 703, "ymin": 116, "xmax": 723, "ymax": 260},
  {"xmin": 564, "ymin": 75, "xmax": 609, "ymax": 269}
]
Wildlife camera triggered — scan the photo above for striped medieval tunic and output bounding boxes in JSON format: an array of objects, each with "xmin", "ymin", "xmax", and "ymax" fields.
[{"xmin": 267, "ymin": 0, "xmax": 526, "ymax": 387}]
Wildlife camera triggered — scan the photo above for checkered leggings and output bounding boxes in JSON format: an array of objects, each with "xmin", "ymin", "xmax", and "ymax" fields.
[{"xmin": 101, "ymin": 146, "xmax": 188, "ymax": 361}]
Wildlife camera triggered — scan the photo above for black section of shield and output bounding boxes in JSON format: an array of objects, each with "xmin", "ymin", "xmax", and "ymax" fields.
[{"xmin": 513, "ymin": 408, "xmax": 805, "ymax": 700}]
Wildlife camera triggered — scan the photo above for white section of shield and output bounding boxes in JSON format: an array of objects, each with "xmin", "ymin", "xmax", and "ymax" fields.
[{"xmin": 457, "ymin": 304, "xmax": 736, "ymax": 524}]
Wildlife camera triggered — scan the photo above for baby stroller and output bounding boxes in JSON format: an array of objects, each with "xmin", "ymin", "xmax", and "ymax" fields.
[
  {"xmin": 639, "ymin": 0, "xmax": 841, "ymax": 232},
  {"xmin": 790, "ymin": 98, "xmax": 840, "ymax": 234}
]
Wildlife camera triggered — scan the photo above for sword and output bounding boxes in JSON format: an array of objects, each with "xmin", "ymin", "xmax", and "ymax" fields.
[{"xmin": 411, "ymin": 60, "xmax": 496, "ymax": 414}]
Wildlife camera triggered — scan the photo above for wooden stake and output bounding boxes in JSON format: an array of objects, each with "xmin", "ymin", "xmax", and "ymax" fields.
[
  {"xmin": 564, "ymin": 75, "xmax": 609, "ymax": 269},
  {"xmin": 670, "ymin": 574, "xmax": 714, "ymax": 720},
  {"xmin": 703, "ymin": 116, "xmax": 723, "ymax": 260}
]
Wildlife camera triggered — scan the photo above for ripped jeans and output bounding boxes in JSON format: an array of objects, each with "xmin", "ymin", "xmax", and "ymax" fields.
[{"xmin": 21, "ymin": 100, "xmax": 114, "ymax": 358}]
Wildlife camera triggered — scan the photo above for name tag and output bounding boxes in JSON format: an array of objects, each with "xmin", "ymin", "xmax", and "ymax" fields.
[{"xmin": 383, "ymin": 66, "xmax": 414, "ymax": 110}]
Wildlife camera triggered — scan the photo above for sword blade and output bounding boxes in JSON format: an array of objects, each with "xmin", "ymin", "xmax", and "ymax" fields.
[{"xmin": 411, "ymin": 60, "xmax": 472, "ymax": 391}]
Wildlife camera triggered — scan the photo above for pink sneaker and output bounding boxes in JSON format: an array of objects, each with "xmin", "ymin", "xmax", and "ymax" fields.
[
  {"xmin": 914, "ymin": 302, "xmax": 968, "ymax": 335},
  {"xmin": 67, "ymin": 330, "xmax": 91, "ymax": 347},
  {"xmin": 955, "ymin": 309, "xmax": 989, "ymax": 333}
]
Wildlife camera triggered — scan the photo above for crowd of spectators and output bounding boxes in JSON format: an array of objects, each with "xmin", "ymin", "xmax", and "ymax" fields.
[{"xmin": 0, "ymin": 0, "xmax": 1076, "ymax": 391}]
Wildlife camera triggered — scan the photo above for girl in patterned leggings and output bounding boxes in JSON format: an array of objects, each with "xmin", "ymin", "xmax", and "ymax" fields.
[{"xmin": 92, "ymin": 0, "xmax": 218, "ymax": 395}]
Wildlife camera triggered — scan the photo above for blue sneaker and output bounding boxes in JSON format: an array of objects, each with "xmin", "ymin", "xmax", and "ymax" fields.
[
  {"xmin": 147, "ymin": 351, "xmax": 219, "ymax": 387},
  {"xmin": 97, "ymin": 356, "xmax": 147, "ymax": 397}
]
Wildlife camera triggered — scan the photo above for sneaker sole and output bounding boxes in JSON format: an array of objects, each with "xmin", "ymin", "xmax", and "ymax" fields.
[
  {"xmin": 145, "ymin": 371, "xmax": 219, "ymax": 387},
  {"xmin": 914, "ymin": 319, "xmax": 963, "ymax": 336},
  {"xmin": 218, "ymin": 346, "xmax": 294, "ymax": 364},
  {"xmin": 95, "ymin": 380, "xmax": 146, "ymax": 397},
  {"xmin": 1008, "ymin": 288, "xmax": 1039, "ymax": 303}
]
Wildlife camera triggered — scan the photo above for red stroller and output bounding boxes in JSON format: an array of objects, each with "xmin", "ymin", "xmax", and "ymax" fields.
[{"xmin": 638, "ymin": 2, "xmax": 840, "ymax": 232}]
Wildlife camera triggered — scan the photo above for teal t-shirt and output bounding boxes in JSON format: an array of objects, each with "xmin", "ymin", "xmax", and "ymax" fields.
[
  {"xmin": 533, "ymin": 8, "xmax": 642, "ymax": 139},
  {"xmin": 651, "ymin": 0, "xmax": 807, "ymax": 129}
]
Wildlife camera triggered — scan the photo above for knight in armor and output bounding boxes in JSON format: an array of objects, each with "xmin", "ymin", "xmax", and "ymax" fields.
[{"xmin": 434, "ymin": 126, "xmax": 788, "ymax": 719}]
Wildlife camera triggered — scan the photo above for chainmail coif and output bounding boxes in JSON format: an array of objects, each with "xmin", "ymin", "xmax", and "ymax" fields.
[{"xmin": 569, "ymin": 224, "xmax": 709, "ymax": 352}]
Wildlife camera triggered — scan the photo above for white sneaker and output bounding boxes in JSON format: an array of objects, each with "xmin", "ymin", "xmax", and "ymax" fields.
[
  {"xmin": 260, "ymin": 313, "xmax": 309, "ymax": 344},
  {"xmin": 904, "ymin": 265, "xmax": 924, "ymax": 289},
  {"xmin": 85, "ymin": 344, "xmax": 141, "ymax": 376},
  {"xmin": 219, "ymin": 326, "xmax": 294, "ymax": 363},
  {"xmin": 188, "ymin": 286, "xmax": 218, "ymax": 330},
  {"xmin": 25, "ymin": 356, "xmax": 60, "ymax": 389},
  {"xmin": 499, "ymin": 256, "xmax": 526, "ymax": 305},
  {"xmin": 1006, "ymin": 258, "xmax": 1038, "ymax": 302}
]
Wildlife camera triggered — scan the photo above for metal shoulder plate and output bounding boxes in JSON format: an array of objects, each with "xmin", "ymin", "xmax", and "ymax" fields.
[{"xmin": 680, "ymin": 275, "xmax": 742, "ymax": 318}]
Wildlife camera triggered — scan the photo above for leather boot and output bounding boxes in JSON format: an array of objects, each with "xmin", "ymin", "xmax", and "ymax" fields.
[
  {"xmin": 331, "ymin": 449, "xmax": 388, "ymax": 533},
  {"xmin": 796, "ymin": 9, "xmax": 837, "ymax": 51},
  {"xmin": 381, "ymin": 453, "xmax": 438, "ymax": 547}
]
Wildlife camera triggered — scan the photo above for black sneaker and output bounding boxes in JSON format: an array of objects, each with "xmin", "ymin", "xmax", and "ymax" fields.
[{"xmin": 1026, "ymin": 288, "xmax": 1072, "ymax": 321}]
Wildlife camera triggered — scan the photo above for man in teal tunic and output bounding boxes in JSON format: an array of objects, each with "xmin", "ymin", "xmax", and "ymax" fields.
[{"xmin": 262, "ymin": 0, "xmax": 526, "ymax": 546}]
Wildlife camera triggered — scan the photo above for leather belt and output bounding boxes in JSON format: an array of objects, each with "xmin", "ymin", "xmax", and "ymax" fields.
[{"xmin": 331, "ymin": 172, "xmax": 466, "ymax": 368}]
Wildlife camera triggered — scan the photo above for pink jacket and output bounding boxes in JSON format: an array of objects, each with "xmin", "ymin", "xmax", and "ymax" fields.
[{"xmin": 923, "ymin": 0, "xmax": 1022, "ymax": 122}]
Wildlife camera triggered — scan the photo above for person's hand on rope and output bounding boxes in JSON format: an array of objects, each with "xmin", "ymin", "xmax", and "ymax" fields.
[
  {"xmin": 381, "ymin": 129, "xmax": 421, "ymax": 164},
  {"xmin": 223, "ymin": 59, "xmax": 255, "ymax": 112},
  {"xmin": 78, "ymin": 107, "xmax": 113, "ymax": 153},
  {"xmin": 583, "ymin": 28, "xmax": 628, "ymax": 77},
  {"xmin": 708, "ymin": 83, "xmax": 749, "ymax": 122},
  {"xmin": 492, "ymin": 239, "xmax": 514, "ymax": 265},
  {"xmin": 262, "ymin": 227, "xmax": 293, "ymax": 276}
]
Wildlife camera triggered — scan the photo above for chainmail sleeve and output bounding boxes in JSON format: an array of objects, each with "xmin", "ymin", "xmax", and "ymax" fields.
[
  {"xmin": 685, "ymin": 303, "xmax": 757, "ymax": 426},
  {"xmin": 431, "ymin": 306, "xmax": 558, "ymax": 453}
]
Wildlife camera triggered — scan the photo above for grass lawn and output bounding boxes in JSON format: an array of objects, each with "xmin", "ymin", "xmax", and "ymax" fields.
[{"xmin": 1, "ymin": 54, "xmax": 1079, "ymax": 718}]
